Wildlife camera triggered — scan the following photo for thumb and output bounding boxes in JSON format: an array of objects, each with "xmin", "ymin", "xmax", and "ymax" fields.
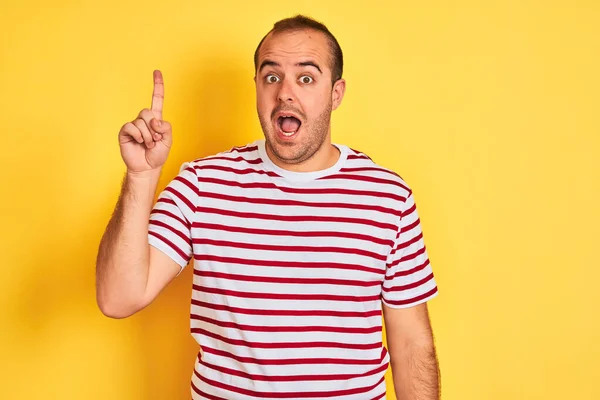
[{"xmin": 151, "ymin": 118, "xmax": 171, "ymax": 134}]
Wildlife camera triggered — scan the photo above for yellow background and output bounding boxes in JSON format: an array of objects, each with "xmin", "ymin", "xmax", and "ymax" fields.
[{"xmin": 1, "ymin": 0, "xmax": 599, "ymax": 399}]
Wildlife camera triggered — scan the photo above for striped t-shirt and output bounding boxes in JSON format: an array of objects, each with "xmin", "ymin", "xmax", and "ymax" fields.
[{"xmin": 148, "ymin": 139, "xmax": 438, "ymax": 399}]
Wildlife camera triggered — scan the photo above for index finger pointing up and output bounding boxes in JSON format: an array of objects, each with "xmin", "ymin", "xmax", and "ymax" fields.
[{"xmin": 151, "ymin": 69, "xmax": 164, "ymax": 120}]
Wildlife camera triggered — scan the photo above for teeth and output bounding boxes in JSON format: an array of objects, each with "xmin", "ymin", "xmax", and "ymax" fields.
[{"xmin": 282, "ymin": 130, "xmax": 296, "ymax": 136}]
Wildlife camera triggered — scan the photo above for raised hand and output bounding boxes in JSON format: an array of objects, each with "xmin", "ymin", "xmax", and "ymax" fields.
[{"xmin": 118, "ymin": 70, "xmax": 173, "ymax": 173}]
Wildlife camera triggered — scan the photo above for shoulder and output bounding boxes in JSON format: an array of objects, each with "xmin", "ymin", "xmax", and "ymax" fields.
[
  {"xmin": 187, "ymin": 142, "xmax": 261, "ymax": 168},
  {"xmin": 340, "ymin": 145, "xmax": 413, "ymax": 200},
  {"xmin": 174, "ymin": 142, "xmax": 263, "ymax": 180}
]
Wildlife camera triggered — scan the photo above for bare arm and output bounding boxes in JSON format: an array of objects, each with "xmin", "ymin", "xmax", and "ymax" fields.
[
  {"xmin": 95, "ymin": 70, "xmax": 180, "ymax": 319},
  {"xmin": 96, "ymin": 169, "xmax": 180, "ymax": 318},
  {"xmin": 383, "ymin": 303, "xmax": 440, "ymax": 400}
]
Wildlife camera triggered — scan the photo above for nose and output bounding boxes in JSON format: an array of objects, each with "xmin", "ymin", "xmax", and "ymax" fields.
[{"xmin": 277, "ymin": 77, "xmax": 296, "ymax": 103}]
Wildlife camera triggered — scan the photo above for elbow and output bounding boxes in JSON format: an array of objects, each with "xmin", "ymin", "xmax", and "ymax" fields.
[
  {"xmin": 96, "ymin": 293, "xmax": 145, "ymax": 319},
  {"xmin": 98, "ymin": 304, "xmax": 136, "ymax": 319}
]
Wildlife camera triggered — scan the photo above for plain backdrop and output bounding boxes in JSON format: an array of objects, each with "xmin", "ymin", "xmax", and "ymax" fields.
[{"xmin": 1, "ymin": 0, "xmax": 599, "ymax": 399}]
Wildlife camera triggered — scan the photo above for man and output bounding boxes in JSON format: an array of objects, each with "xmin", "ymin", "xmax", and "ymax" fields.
[{"xmin": 96, "ymin": 15, "xmax": 440, "ymax": 400}]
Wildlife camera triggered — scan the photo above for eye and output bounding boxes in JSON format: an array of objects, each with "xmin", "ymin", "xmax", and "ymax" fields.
[
  {"xmin": 266, "ymin": 74, "xmax": 280, "ymax": 83},
  {"xmin": 299, "ymin": 75, "xmax": 313, "ymax": 84}
]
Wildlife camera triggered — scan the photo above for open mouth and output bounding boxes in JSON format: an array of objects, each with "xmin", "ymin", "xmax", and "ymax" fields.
[{"xmin": 277, "ymin": 115, "xmax": 302, "ymax": 137}]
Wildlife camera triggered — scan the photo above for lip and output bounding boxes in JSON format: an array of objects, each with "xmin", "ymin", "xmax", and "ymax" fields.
[{"xmin": 274, "ymin": 110, "xmax": 301, "ymax": 119}]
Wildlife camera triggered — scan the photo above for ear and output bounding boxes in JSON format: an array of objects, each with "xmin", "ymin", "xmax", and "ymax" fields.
[{"xmin": 331, "ymin": 79, "xmax": 346, "ymax": 110}]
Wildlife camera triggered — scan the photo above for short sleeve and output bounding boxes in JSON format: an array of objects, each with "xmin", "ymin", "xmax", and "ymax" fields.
[
  {"xmin": 148, "ymin": 162, "xmax": 198, "ymax": 271},
  {"xmin": 382, "ymin": 192, "xmax": 438, "ymax": 308}
]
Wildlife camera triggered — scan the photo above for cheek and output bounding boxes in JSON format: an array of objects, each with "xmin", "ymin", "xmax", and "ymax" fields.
[
  {"xmin": 304, "ymin": 92, "xmax": 329, "ymax": 118},
  {"xmin": 256, "ymin": 88, "xmax": 275, "ymax": 113}
]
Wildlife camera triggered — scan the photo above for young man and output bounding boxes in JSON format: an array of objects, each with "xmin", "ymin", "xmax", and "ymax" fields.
[{"xmin": 97, "ymin": 15, "xmax": 440, "ymax": 400}]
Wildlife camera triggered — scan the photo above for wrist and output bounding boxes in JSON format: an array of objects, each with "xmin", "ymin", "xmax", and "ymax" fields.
[
  {"xmin": 123, "ymin": 168, "xmax": 162, "ymax": 205},
  {"xmin": 126, "ymin": 167, "xmax": 162, "ymax": 181}
]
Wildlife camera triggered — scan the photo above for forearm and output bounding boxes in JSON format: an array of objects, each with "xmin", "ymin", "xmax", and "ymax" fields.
[
  {"xmin": 96, "ymin": 168, "xmax": 161, "ymax": 318},
  {"xmin": 390, "ymin": 341, "xmax": 440, "ymax": 400}
]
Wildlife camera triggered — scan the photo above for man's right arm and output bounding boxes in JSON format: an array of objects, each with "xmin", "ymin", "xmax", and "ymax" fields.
[
  {"xmin": 96, "ymin": 69, "xmax": 180, "ymax": 319},
  {"xmin": 96, "ymin": 168, "xmax": 181, "ymax": 319}
]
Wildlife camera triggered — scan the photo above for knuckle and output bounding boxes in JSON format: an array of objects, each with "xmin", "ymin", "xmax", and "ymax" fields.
[
  {"xmin": 133, "ymin": 119, "xmax": 146, "ymax": 129},
  {"xmin": 123, "ymin": 122, "xmax": 137, "ymax": 133},
  {"xmin": 141, "ymin": 110, "xmax": 154, "ymax": 123}
]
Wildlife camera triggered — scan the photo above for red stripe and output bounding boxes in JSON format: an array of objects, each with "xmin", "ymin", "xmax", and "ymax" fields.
[
  {"xmin": 156, "ymin": 198, "xmax": 176, "ymax": 206},
  {"xmin": 193, "ymin": 254, "xmax": 385, "ymax": 276},
  {"xmin": 191, "ymin": 327, "xmax": 382, "ymax": 350},
  {"xmin": 197, "ymin": 176, "xmax": 406, "ymax": 202},
  {"xmin": 383, "ymin": 286, "xmax": 438, "ymax": 306},
  {"xmin": 192, "ymin": 222, "xmax": 393, "ymax": 247},
  {"xmin": 371, "ymin": 392, "xmax": 387, "ymax": 400},
  {"xmin": 194, "ymin": 164, "xmax": 280, "ymax": 178},
  {"xmin": 149, "ymin": 220, "xmax": 190, "ymax": 245},
  {"xmin": 191, "ymin": 146, "xmax": 259, "ymax": 164},
  {"xmin": 320, "ymin": 174, "xmax": 410, "ymax": 193},
  {"xmin": 229, "ymin": 145, "xmax": 259, "ymax": 153},
  {"xmin": 400, "ymin": 217, "xmax": 420, "ymax": 235},
  {"xmin": 382, "ymin": 273, "xmax": 435, "ymax": 292},
  {"xmin": 191, "ymin": 299, "xmax": 382, "ymax": 318},
  {"xmin": 193, "ymin": 238, "xmax": 387, "ymax": 261},
  {"xmin": 175, "ymin": 173, "xmax": 200, "ymax": 196},
  {"xmin": 195, "ymin": 206, "xmax": 397, "ymax": 231},
  {"xmin": 340, "ymin": 166, "xmax": 401, "ymax": 179},
  {"xmin": 196, "ymin": 155, "xmax": 263, "ymax": 165},
  {"xmin": 194, "ymin": 270, "xmax": 382, "ymax": 287},
  {"xmin": 148, "ymin": 230, "xmax": 189, "ymax": 262},
  {"xmin": 197, "ymin": 191, "xmax": 402, "ymax": 217},
  {"xmin": 150, "ymin": 208, "xmax": 190, "ymax": 229},
  {"xmin": 164, "ymin": 186, "xmax": 195, "ymax": 213},
  {"xmin": 198, "ymin": 355, "xmax": 388, "ymax": 381},
  {"xmin": 347, "ymin": 152, "xmax": 372, "ymax": 161},
  {"xmin": 391, "ymin": 232, "xmax": 423, "ymax": 255},
  {"xmin": 193, "ymin": 285, "xmax": 381, "ymax": 303},
  {"xmin": 401, "ymin": 202, "xmax": 417, "ymax": 218},
  {"xmin": 388, "ymin": 246, "xmax": 427, "ymax": 268},
  {"xmin": 387, "ymin": 258, "xmax": 431, "ymax": 279},
  {"xmin": 191, "ymin": 313, "xmax": 381, "ymax": 334},
  {"xmin": 201, "ymin": 346, "xmax": 383, "ymax": 366},
  {"xmin": 193, "ymin": 369, "xmax": 386, "ymax": 398},
  {"xmin": 191, "ymin": 381, "xmax": 227, "ymax": 400}
]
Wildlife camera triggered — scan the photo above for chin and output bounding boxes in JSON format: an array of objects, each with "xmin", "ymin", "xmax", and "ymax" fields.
[{"xmin": 265, "ymin": 135, "xmax": 305, "ymax": 163}]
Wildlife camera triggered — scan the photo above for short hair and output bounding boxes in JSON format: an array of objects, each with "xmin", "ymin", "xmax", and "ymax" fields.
[{"xmin": 253, "ymin": 14, "xmax": 344, "ymax": 85}]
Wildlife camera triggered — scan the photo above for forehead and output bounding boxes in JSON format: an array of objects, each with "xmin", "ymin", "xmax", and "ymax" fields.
[{"xmin": 258, "ymin": 29, "xmax": 331, "ymax": 70}]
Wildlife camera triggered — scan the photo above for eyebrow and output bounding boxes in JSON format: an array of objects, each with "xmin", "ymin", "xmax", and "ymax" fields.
[
  {"xmin": 258, "ymin": 59, "xmax": 323, "ymax": 74},
  {"xmin": 298, "ymin": 61, "xmax": 322, "ymax": 74}
]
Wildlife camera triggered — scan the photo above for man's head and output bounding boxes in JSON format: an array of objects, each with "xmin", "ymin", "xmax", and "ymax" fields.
[{"xmin": 254, "ymin": 15, "xmax": 346, "ymax": 170}]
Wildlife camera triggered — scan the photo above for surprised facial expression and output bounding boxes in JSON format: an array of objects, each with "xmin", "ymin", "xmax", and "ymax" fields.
[{"xmin": 255, "ymin": 29, "xmax": 345, "ymax": 167}]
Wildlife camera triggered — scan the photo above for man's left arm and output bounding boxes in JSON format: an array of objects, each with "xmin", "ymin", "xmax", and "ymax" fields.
[{"xmin": 383, "ymin": 302, "xmax": 440, "ymax": 400}]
